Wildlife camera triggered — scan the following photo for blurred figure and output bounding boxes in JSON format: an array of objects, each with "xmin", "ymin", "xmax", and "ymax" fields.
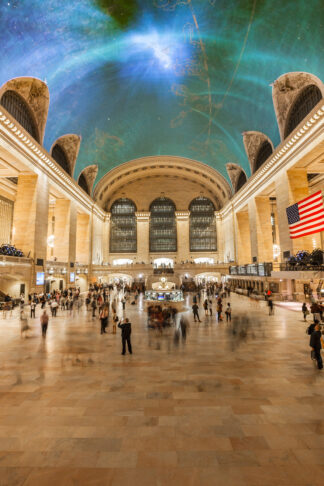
[
  {"xmin": 180, "ymin": 316, "xmax": 189, "ymax": 342},
  {"xmin": 20, "ymin": 309, "xmax": 29, "ymax": 338},
  {"xmin": 225, "ymin": 303, "xmax": 232, "ymax": 322},
  {"xmin": 192, "ymin": 303, "xmax": 201, "ymax": 322},
  {"xmin": 40, "ymin": 310, "xmax": 49, "ymax": 338},
  {"xmin": 100, "ymin": 304, "xmax": 109, "ymax": 334},
  {"xmin": 310, "ymin": 321, "xmax": 323, "ymax": 370},
  {"xmin": 302, "ymin": 302, "xmax": 308, "ymax": 322}
]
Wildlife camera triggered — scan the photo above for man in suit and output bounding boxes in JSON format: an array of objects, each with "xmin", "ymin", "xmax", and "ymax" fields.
[{"xmin": 118, "ymin": 318, "xmax": 132, "ymax": 355}]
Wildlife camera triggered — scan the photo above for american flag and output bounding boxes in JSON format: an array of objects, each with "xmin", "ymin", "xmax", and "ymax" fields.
[{"xmin": 286, "ymin": 191, "xmax": 324, "ymax": 239}]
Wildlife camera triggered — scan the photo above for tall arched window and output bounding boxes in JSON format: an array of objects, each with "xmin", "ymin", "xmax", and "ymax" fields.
[
  {"xmin": 78, "ymin": 173, "xmax": 90, "ymax": 195},
  {"xmin": 189, "ymin": 197, "xmax": 217, "ymax": 252},
  {"xmin": 284, "ymin": 85, "xmax": 322, "ymax": 138},
  {"xmin": 1, "ymin": 90, "xmax": 39, "ymax": 142},
  {"xmin": 150, "ymin": 198, "xmax": 177, "ymax": 252},
  {"xmin": 254, "ymin": 141, "xmax": 273, "ymax": 172},
  {"xmin": 52, "ymin": 144, "xmax": 70, "ymax": 175},
  {"xmin": 110, "ymin": 198, "xmax": 137, "ymax": 253},
  {"xmin": 236, "ymin": 171, "xmax": 247, "ymax": 192}
]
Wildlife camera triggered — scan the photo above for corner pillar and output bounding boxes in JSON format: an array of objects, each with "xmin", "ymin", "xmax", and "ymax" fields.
[{"xmin": 248, "ymin": 197, "xmax": 273, "ymax": 262}]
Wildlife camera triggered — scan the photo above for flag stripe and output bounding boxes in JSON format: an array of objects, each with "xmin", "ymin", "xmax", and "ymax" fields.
[
  {"xmin": 290, "ymin": 219, "xmax": 324, "ymax": 235},
  {"xmin": 298, "ymin": 190, "xmax": 322, "ymax": 206},
  {"xmin": 291, "ymin": 225, "xmax": 324, "ymax": 239},
  {"xmin": 299, "ymin": 202, "xmax": 323, "ymax": 215}
]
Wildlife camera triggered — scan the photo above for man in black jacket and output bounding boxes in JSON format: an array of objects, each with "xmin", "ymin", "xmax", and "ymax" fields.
[
  {"xmin": 310, "ymin": 322, "xmax": 323, "ymax": 370},
  {"xmin": 118, "ymin": 318, "xmax": 132, "ymax": 355}
]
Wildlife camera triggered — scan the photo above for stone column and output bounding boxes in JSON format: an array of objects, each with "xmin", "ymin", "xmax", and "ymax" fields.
[
  {"xmin": 135, "ymin": 212, "xmax": 150, "ymax": 263},
  {"xmin": 175, "ymin": 211, "xmax": 190, "ymax": 262},
  {"xmin": 275, "ymin": 168, "xmax": 317, "ymax": 258},
  {"xmin": 248, "ymin": 197, "xmax": 273, "ymax": 262},
  {"xmin": 12, "ymin": 173, "xmax": 49, "ymax": 261},
  {"xmin": 215, "ymin": 212, "xmax": 224, "ymax": 262},
  {"xmin": 53, "ymin": 199, "xmax": 72, "ymax": 263},
  {"xmin": 76, "ymin": 213, "xmax": 90, "ymax": 264},
  {"xmin": 236, "ymin": 211, "xmax": 251, "ymax": 264}
]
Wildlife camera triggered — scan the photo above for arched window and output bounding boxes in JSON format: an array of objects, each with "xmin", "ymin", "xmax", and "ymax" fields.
[
  {"xmin": 52, "ymin": 144, "xmax": 70, "ymax": 175},
  {"xmin": 284, "ymin": 85, "xmax": 322, "ymax": 138},
  {"xmin": 150, "ymin": 198, "xmax": 177, "ymax": 252},
  {"xmin": 189, "ymin": 197, "xmax": 217, "ymax": 252},
  {"xmin": 78, "ymin": 173, "xmax": 89, "ymax": 195},
  {"xmin": 0, "ymin": 90, "xmax": 39, "ymax": 142},
  {"xmin": 110, "ymin": 198, "xmax": 137, "ymax": 253},
  {"xmin": 254, "ymin": 141, "xmax": 273, "ymax": 172},
  {"xmin": 236, "ymin": 171, "xmax": 247, "ymax": 192}
]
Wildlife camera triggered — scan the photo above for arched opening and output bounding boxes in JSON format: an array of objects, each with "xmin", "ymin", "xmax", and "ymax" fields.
[
  {"xmin": 254, "ymin": 141, "xmax": 273, "ymax": 172},
  {"xmin": 51, "ymin": 144, "xmax": 71, "ymax": 175},
  {"xmin": 110, "ymin": 198, "xmax": 137, "ymax": 253},
  {"xmin": 189, "ymin": 197, "xmax": 217, "ymax": 252},
  {"xmin": 78, "ymin": 173, "xmax": 90, "ymax": 195},
  {"xmin": 0, "ymin": 90, "xmax": 39, "ymax": 142},
  {"xmin": 236, "ymin": 171, "xmax": 247, "ymax": 192},
  {"xmin": 149, "ymin": 197, "xmax": 177, "ymax": 253},
  {"xmin": 284, "ymin": 84, "xmax": 322, "ymax": 138}
]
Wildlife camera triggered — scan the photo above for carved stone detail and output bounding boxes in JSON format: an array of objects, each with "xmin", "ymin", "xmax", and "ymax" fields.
[
  {"xmin": 50, "ymin": 134, "xmax": 81, "ymax": 177},
  {"xmin": 78, "ymin": 164, "xmax": 98, "ymax": 196},
  {"xmin": 0, "ymin": 77, "xmax": 50, "ymax": 144},
  {"xmin": 272, "ymin": 72, "xmax": 324, "ymax": 141},
  {"xmin": 242, "ymin": 131, "xmax": 274, "ymax": 173}
]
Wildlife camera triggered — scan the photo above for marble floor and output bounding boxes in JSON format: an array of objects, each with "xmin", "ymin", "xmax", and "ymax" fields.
[{"xmin": 0, "ymin": 293, "xmax": 323, "ymax": 486}]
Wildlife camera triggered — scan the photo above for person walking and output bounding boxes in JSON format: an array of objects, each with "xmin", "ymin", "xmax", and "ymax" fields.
[
  {"xmin": 180, "ymin": 316, "xmax": 189, "ymax": 342},
  {"xmin": 118, "ymin": 318, "xmax": 132, "ymax": 355},
  {"xmin": 30, "ymin": 301, "xmax": 36, "ymax": 318},
  {"xmin": 192, "ymin": 303, "xmax": 201, "ymax": 322},
  {"xmin": 203, "ymin": 299, "xmax": 209, "ymax": 316},
  {"xmin": 40, "ymin": 310, "xmax": 49, "ymax": 338},
  {"xmin": 51, "ymin": 299, "xmax": 58, "ymax": 317},
  {"xmin": 99, "ymin": 304, "xmax": 109, "ymax": 334},
  {"xmin": 20, "ymin": 309, "xmax": 29, "ymax": 338},
  {"xmin": 310, "ymin": 321, "xmax": 323, "ymax": 370},
  {"xmin": 91, "ymin": 298, "xmax": 97, "ymax": 318},
  {"xmin": 112, "ymin": 314, "xmax": 118, "ymax": 334},
  {"xmin": 217, "ymin": 300, "xmax": 223, "ymax": 321},
  {"xmin": 268, "ymin": 298, "xmax": 274, "ymax": 316},
  {"xmin": 225, "ymin": 303, "xmax": 231, "ymax": 322},
  {"xmin": 302, "ymin": 302, "xmax": 308, "ymax": 322}
]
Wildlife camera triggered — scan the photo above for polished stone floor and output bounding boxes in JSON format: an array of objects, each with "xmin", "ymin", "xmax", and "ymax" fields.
[{"xmin": 0, "ymin": 293, "xmax": 323, "ymax": 486}]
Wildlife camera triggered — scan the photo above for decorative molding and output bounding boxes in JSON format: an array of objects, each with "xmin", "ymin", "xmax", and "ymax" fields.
[
  {"xmin": 175, "ymin": 210, "xmax": 190, "ymax": 220},
  {"xmin": 220, "ymin": 103, "xmax": 324, "ymax": 219},
  {"xmin": 135, "ymin": 211, "xmax": 150, "ymax": 221},
  {"xmin": 0, "ymin": 106, "xmax": 106, "ymax": 221}
]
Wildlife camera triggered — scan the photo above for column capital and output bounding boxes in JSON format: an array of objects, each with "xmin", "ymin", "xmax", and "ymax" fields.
[
  {"xmin": 105, "ymin": 212, "xmax": 111, "ymax": 222},
  {"xmin": 175, "ymin": 210, "xmax": 190, "ymax": 221},
  {"xmin": 135, "ymin": 211, "xmax": 150, "ymax": 221}
]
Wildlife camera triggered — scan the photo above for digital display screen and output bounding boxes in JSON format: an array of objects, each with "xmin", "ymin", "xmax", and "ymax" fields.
[
  {"xmin": 157, "ymin": 294, "xmax": 165, "ymax": 301},
  {"xmin": 70, "ymin": 272, "xmax": 75, "ymax": 283},
  {"xmin": 36, "ymin": 272, "xmax": 44, "ymax": 286}
]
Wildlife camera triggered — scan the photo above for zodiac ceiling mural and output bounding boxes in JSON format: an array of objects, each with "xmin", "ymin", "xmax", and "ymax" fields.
[{"xmin": 1, "ymin": 0, "xmax": 323, "ymax": 184}]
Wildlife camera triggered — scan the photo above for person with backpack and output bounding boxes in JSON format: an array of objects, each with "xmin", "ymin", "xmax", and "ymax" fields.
[{"xmin": 310, "ymin": 321, "xmax": 323, "ymax": 370}]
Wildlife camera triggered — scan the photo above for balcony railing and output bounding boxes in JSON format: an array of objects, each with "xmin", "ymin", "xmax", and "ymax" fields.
[
  {"xmin": 278, "ymin": 263, "xmax": 324, "ymax": 272},
  {"xmin": 229, "ymin": 263, "xmax": 273, "ymax": 277}
]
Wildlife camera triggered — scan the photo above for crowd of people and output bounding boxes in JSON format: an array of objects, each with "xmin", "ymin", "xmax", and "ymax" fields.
[{"xmin": 1, "ymin": 278, "xmax": 323, "ymax": 370}]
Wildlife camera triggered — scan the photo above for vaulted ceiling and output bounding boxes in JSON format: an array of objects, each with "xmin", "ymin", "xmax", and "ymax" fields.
[{"xmin": 1, "ymin": 0, "xmax": 323, "ymax": 185}]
